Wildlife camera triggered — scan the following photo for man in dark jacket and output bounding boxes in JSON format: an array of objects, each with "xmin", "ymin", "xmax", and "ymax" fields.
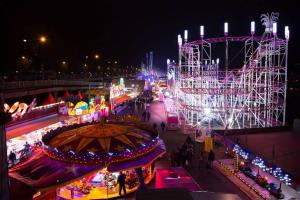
[
  {"xmin": 9, "ymin": 151, "xmax": 16, "ymax": 166},
  {"xmin": 161, "ymin": 122, "xmax": 166, "ymax": 133},
  {"xmin": 117, "ymin": 172, "xmax": 127, "ymax": 195},
  {"xmin": 207, "ymin": 150, "xmax": 215, "ymax": 169}
]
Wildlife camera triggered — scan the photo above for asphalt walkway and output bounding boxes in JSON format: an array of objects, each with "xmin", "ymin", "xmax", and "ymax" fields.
[{"xmin": 148, "ymin": 101, "xmax": 250, "ymax": 199}]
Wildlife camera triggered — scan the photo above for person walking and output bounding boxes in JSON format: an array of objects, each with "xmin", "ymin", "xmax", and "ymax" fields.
[
  {"xmin": 207, "ymin": 150, "xmax": 215, "ymax": 169},
  {"xmin": 8, "ymin": 151, "xmax": 16, "ymax": 167},
  {"xmin": 175, "ymin": 147, "xmax": 181, "ymax": 167},
  {"xmin": 160, "ymin": 122, "xmax": 166, "ymax": 133},
  {"xmin": 117, "ymin": 172, "xmax": 127, "ymax": 196},
  {"xmin": 186, "ymin": 143, "xmax": 194, "ymax": 169},
  {"xmin": 170, "ymin": 150, "xmax": 176, "ymax": 167},
  {"xmin": 70, "ymin": 186, "xmax": 74, "ymax": 199},
  {"xmin": 153, "ymin": 123, "xmax": 157, "ymax": 130},
  {"xmin": 142, "ymin": 112, "xmax": 146, "ymax": 121},
  {"xmin": 198, "ymin": 151, "xmax": 204, "ymax": 169},
  {"xmin": 24, "ymin": 141, "xmax": 31, "ymax": 158}
]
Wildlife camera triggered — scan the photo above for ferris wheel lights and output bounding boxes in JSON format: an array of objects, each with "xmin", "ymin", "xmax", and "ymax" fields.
[
  {"xmin": 212, "ymin": 60, "xmax": 215, "ymax": 64},
  {"xmin": 200, "ymin": 25, "xmax": 204, "ymax": 38},
  {"xmin": 251, "ymin": 21, "xmax": 255, "ymax": 35},
  {"xmin": 224, "ymin": 22, "xmax": 228, "ymax": 36},
  {"xmin": 228, "ymin": 117, "xmax": 233, "ymax": 124},
  {"xmin": 167, "ymin": 59, "xmax": 170, "ymax": 65},
  {"xmin": 285, "ymin": 26, "xmax": 289, "ymax": 40},
  {"xmin": 272, "ymin": 22, "xmax": 277, "ymax": 36},
  {"xmin": 184, "ymin": 30, "xmax": 188, "ymax": 42},
  {"xmin": 216, "ymin": 58, "xmax": 220, "ymax": 64}
]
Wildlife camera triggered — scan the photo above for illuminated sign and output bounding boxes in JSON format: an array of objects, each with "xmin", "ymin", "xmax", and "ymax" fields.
[{"xmin": 4, "ymin": 98, "xmax": 37, "ymax": 120}]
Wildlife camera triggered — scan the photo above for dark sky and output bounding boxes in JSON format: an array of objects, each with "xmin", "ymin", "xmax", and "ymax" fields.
[{"xmin": 1, "ymin": 0, "xmax": 299, "ymax": 73}]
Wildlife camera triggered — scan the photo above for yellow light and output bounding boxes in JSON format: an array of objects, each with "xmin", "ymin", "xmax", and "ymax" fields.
[
  {"xmin": 23, "ymin": 39, "xmax": 27, "ymax": 43},
  {"xmin": 21, "ymin": 56, "xmax": 26, "ymax": 60},
  {"xmin": 39, "ymin": 36, "xmax": 47, "ymax": 43},
  {"xmin": 62, "ymin": 61, "xmax": 66, "ymax": 65},
  {"xmin": 95, "ymin": 54, "xmax": 99, "ymax": 59}
]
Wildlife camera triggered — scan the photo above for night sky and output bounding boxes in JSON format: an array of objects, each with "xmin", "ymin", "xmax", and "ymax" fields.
[{"xmin": 1, "ymin": 0, "xmax": 299, "ymax": 73}]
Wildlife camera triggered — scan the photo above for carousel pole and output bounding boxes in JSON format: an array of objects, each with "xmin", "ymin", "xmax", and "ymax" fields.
[{"xmin": 0, "ymin": 94, "xmax": 11, "ymax": 200}]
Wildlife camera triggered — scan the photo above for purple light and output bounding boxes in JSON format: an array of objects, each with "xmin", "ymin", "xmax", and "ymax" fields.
[
  {"xmin": 177, "ymin": 34, "xmax": 182, "ymax": 46},
  {"xmin": 285, "ymin": 26, "xmax": 289, "ymax": 40},
  {"xmin": 272, "ymin": 22, "xmax": 277, "ymax": 36},
  {"xmin": 200, "ymin": 25, "xmax": 204, "ymax": 38},
  {"xmin": 224, "ymin": 22, "xmax": 228, "ymax": 36},
  {"xmin": 184, "ymin": 30, "xmax": 188, "ymax": 42},
  {"xmin": 251, "ymin": 21, "xmax": 255, "ymax": 35}
]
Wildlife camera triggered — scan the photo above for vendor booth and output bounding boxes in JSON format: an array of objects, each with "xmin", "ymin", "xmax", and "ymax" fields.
[{"xmin": 167, "ymin": 114, "xmax": 179, "ymax": 130}]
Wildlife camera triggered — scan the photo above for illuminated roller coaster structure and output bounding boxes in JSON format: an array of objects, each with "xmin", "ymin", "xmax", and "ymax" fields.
[{"xmin": 173, "ymin": 13, "xmax": 290, "ymax": 130}]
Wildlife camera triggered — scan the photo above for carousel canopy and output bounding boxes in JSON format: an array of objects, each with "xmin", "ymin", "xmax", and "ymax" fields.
[
  {"xmin": 48, "ymin": 123, "xmax": 153, "ymax": 154},
  {"xmin": 9, "ymin": 120, "xmax": 166, "ymax": 189}
]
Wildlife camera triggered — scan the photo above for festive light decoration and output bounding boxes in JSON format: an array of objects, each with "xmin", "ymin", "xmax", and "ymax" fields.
[
  {"xmin": 233, "ymin": 145, "xmax": 249, "ymax": 160},
  {"xmin": 228, "ymin": 142, "xmax": 292, "ymax": 186},
  {"xmin": 218, "ymin": 161, "xmax": 269, "ymax": 200},
  {"xmin": 4, "ymin": 98, "xmax": 38, "ymax": 120}
]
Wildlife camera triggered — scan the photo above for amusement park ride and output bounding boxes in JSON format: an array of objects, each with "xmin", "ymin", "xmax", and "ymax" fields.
[{"xmin": 168, "ymin": 13, "xmax": 290, "ymax": 130}]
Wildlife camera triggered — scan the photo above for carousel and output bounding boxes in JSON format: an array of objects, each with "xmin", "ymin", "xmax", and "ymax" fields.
[{"xmin": 9, "ymin": 116, "xmax": 166, "ymax": 199}]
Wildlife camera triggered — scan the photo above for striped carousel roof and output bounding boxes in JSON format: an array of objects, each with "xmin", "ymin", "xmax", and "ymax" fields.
[{"xmin": 48, "ymin": 123, "xmax": 153, "ymax": 154}]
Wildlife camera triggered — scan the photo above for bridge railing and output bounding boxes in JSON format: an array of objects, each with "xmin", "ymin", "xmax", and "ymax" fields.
[{"xmin": 1, "ymin": 80, "xmax": 103, "ymax": 90}]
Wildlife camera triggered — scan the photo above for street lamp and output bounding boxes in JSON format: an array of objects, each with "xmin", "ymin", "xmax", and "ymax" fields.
[{"xmin": 39, "ymin": 36, "xmax": 47, "ymax": 43}]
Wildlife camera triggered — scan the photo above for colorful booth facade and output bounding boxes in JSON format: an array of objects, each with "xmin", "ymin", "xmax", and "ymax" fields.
[{"xmin": 59, "ymin": 95, "xmax": 109, "ymax": 117}]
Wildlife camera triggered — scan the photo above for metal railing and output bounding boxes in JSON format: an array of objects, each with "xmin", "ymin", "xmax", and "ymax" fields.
[{"xmin": 0, "ymin": 80, "xmax": 104, "ymax": 91}]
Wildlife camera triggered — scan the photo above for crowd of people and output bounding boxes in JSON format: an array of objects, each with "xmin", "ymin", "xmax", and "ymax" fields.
[
  {"xmin": 170, "ymin": 136, "xmax": 195, "ymax": 169},
  {"xmin": 168, "ymin": 135, "xmax": 216, "ymax": 171}
]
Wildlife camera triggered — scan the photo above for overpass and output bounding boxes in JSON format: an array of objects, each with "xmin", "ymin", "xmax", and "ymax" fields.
[{"xmin": 0, "ymin": 80, "xmax": 105, "ymax": 99}]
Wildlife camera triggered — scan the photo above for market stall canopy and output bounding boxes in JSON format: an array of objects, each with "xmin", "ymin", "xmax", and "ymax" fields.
[
  {"xmin": 64, "ymin": 90, "xmax": 70, "ymax": 98},
  {"xmin": 43, "ymin": 93, "xmax": 56, "ymax": 105},
  {"xmin": 78, "ymin": 90, "xmax": 83, "ymax": 100}
]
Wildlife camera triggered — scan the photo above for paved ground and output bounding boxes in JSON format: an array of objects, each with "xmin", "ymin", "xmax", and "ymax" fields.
[{"xmin": 147, "ymin": 101, "xmax": 250, "ymax": 199}]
